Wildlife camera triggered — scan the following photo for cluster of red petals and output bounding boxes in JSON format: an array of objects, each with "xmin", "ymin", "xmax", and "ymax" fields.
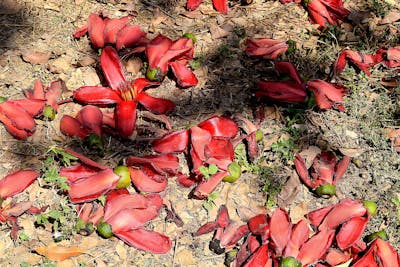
[
  {"xmin": 294, "ymin": 151, "xmax": 350, "ymax": 191},
  {"xmin": 306, "ymin": 79, "xmax": 348, "ymax": 111},
  {"xmin": 59, "ymin": 149, "xmax": 120, "ymax": 203},
  {"xmin": 73, "ymin": 46, "xmax": 175, "ymax": 138},
  {"xmin": 152, "ymin": 116, "xmax": 240, "ymax": 199},
  {"xmin": 78, "ymin": 190, "xmax": 171, "ymax": 254},
  {"xmin": 197, "ymin": 199, "xmax": 399, "ymax": 267},
  {"xmin": 245, "ymin": 38, "xmax": 289, "ymax": 60},
  {"xmin": 0, "ymin": 170, "xmax": 47, "ymax": 239},
  {"xmin": 73, "ymin": 13, "xmax": 147, "ymax": 50},
  {"xmin": 335, "ymin": 46, "xmax": 400, "ymax": 76},
  {"xmin": 256, "ymin": 62, "xmax": 307, "ymax": 103},
  {"xmin": 187, "ymin": 0, "xmax": 228, "ymax": 14},
  {"xmin": 60, "ymin": 105, "xmax": 103, "ymax": 141},
  {"xmin": 304, "ymin": 0, "xmax": 350, "ymax": 29},
  {"xmin": 146, "ymin": 35, "xmax": 198, "ymax": 88},
  {"xmin": 25, "ymin": 79, "xmax": 64, "ymax": 112}
]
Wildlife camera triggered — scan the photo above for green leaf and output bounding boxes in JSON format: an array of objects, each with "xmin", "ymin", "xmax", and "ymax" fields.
[
  {"xmin": 202, "ymin": 201, "xmax": 214, "ymax": 212},
  {"xmin": 18, "ymin": 232, "xmax": 29, "ymax": 241},
  {"xmin": 20, "ymin": 262, "xmax": 30, "ymax": 267},
  {"xmin": 199, "ymin": 166, "xmax": 208, "ymax": 175},
  {"xmin": 208, "ymin": 164, "xmax": 218, "ymax": 175},
  {"xmin": 208, "ymin": 191, "xmax": 219, "ymax": 201}
]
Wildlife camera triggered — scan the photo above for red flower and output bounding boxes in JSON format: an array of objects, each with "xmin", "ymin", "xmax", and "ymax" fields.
[
  {"xmin": 73, "ymin": 46, "xmax": 175, "ymax": 138},
  {"xmin": 304, "ymin": 0, "xmax": 350, "ymax": 29},
  {"xmin": 145, "ymin": 35, "xmax": 198, "ymax": 88},
  {"xmin": 245, "ymin": 38, "xmax": 289, "ymax": 60},
  {"xmin": 187, "ymin": 0, "xmax": 227, "ymax": 14},
  {"xmin": 256, "ymin": 62, "xmax": 307, "ymax": 103},
  {"xmin": 294, "ymin": 151, "xmax": 350, "ymax": 196},
  {"xmin": 334, "ymin": 49, "xmax": 380, "ymax": 76},
  {"xmin": 73, "ymin": 13, "xmax": 147, "ymax": 50},
  {"xmin": 306, "ymin": 79, "xmax": 348, "ymax": 111}
]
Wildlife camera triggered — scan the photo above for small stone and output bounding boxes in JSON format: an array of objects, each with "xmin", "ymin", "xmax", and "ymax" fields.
[
  {"xmin": 48, "ymin": 56, "xmax": 73, "ymax": 74},
  {"xmin": 115, "ymin": 242, "xmax": 128, "ymax": 260},
  {"xmin": 82, "ymin": 68, "xmax": 100, "ymax": 86},
  {"xmin": 175, "ymin": 249, "xmax": 196, "ymax": 266}
]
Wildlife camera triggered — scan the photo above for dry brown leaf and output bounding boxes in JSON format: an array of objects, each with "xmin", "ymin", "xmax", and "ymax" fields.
[
  {"xmin": 35, "ymin": 246, "xmax": 87, "ymax": 261},
  {"xmin": 289, "ymin": 201, "xmax": 308, "ymax": 224},
  {"xmin": 76, "ymin": 56, "xmax": 96, "ymax": 67},
  {"xmin": 210, "ymin": 24, "xmax": 230, "ymax": 39},
  {"xmin": 278, "ymin": 171, "xmax": 302, "ymax": 208},
  {"xmin": 299, "ymin": 146, "xmax": 321, "ymax": 168},
  {"xmin": 125, "ymin": 57, "xmax": 143, "ymax": 75},
  {"xmin": 339, "ymin": 148, "xmax": 364, "ymax": 157},
  {"xmin": 380, "ymin": 10, "xmax": 400, "ymax": 24},
  {"xmin": 22, "ymin": 50, "xmax": 52, "ymax": 65}
]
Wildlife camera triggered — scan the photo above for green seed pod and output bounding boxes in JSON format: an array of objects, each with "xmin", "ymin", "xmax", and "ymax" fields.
[
  {"xmin": 97, "ymin": 221, "xmax": 113, "ymax": 239},
  {"xmin": 224, "ymin": 248, "xmax": 238, "ymax": 267},
  {"xmin": 279, "ymin": 256, "xmax": 302, "ymax": 267},
  {"xmin": 113, "ymin": 166, "xmax": 131, "ymax": 189},
  {"xmin": 363, "ymin": 200, "xmax": 378, "ymax": 216},
  {"xmin": 146, "ymin": 67, "xmax": 164, "ymax": 82},
  {"xmin": 0, "ymin": 96, "xmax": 7, "ymax": 103},
  {"xmin": 223, "ymin": 162, "xmax": 241, "ymax": 183},
  {"xmin": 315, "ymin": 184, "xmax": 336, "ymax": 197},
  {"xmin": 43, "ymin": 105, "xmax": 56, "ymax": 121},
  {"xmin": 255, "ymin": 129, "xmax": 263, "ymax": 142}
]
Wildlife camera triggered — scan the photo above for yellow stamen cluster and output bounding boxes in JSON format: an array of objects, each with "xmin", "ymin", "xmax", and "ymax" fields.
[{"xmin": 119, "ymin": 82, "xmax": 137, "ymax": 101}]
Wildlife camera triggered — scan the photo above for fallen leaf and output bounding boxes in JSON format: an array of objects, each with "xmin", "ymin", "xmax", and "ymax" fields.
[
  {"xmin": 380, "ymin": 10, "xmax": 400, "ymax": 24},
  {"xmin": 278, "ymin": 171, "xmax": 302, "ymax": 208},
  {"xmin": 339, "ymin": 148, "xmax": 364, "ymax": 157},
  {"xmin": 76, "ymin": 56, "xmax": 96, "ymax": 67},
  {"xmin": 210, "ymin": 24, "xmax": 230, "ymax": 39},
  {"xmin": 35, "ymin": 246, "xmax": 87, "ymax": 261},
  {"xmin": 22, "ymin": 50, "xmax": 52, "ymax": 65},
  {"xmin": 288, "ymin": 201, "xmax": 308, "ymax": 224},
  {"xmin": 124, "ymin": 57, "xmax": 143, "ymax": 75}
]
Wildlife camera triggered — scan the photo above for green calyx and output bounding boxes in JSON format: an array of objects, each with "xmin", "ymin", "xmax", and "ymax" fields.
[
  {"xmin": 224, "ymin": 248, "xmax": 238, "ymax": 267},
  {"xmin": 279, "ymin": 257, "xmax": 302, "ymax": 267},
  {"xmin": 182, "ymin": 33, "xmax": 197, "ymax": 43},
  {"xmin": 255, "ymin": 129, "xmax": 263, "ymax": 142},
  {"xmin": 364, "ymin": 230, "xmax": 388, "ymax": 243},
  {"xmin": 97, "ymin": 221, "xmax": 113, "ymax": 239},
  {"xmin": 84, "ymin": 133, "xmax": 104, "ymax": 151},
  {"xmin": 43, "ymin": 105, "xmax": 56, "ymax": 121},
  {"xmin": 363, "ymin": 200, "xmax": 378, "ymax": 216},
  {"xmin": 315, "ymin": 184, "xmax": 336, "ymax": 197},
  {"xmin": 75, "ymin": 218, "xmax": 95, "ymax": 236},
  {"xmin": 0, "ymin": 96, "xmax": 7, "ymax": 103},
  {"xmin": 146, "ymin": 67, "xmax": 164, "ymax": 82},
  {"xmin": 223, "ymin": 162, "xmax": 241, "ymax": 183},
  {"xmin": 113, "ymin": 166, "xmax": 131, "ymax": 189}
]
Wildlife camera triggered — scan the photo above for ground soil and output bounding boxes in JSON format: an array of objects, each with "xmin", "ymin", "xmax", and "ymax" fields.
[{"xmin": 0, "ymin": 0, "xmax": 399, "ymax": 266}]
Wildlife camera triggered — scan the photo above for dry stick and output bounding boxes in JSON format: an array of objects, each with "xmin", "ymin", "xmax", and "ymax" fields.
[{"xmin": 171, "ymin": 235, "xmax": 179, "ymax": 267}]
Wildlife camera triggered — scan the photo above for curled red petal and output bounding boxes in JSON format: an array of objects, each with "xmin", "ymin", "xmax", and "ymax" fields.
[
  {"xmin": 0, "ymin": 101, "xmax": 36, "ymax": 132},
  {"xmin": 116, "ymin": 25, "xmax": 146, "ymax": 50},
  {"xmin": 146, "ymin": 35, "xmax": 173, "ymax": 71},
  {"xmin": 169, "ymin": 61, "xmax": 198, "ymax": 88},
  {"xmin": 270, "ymin": 208, "xmax": 292, "ymax": 255},
  {"xmin": 87, "ymin": 13, "xmax": 105, "ymax": 48},
  {"xmin": 153, "ymin": 130, "xmax": 189, "ymax": 154},
  {"xmin": 192, "ymin": 171, "xmax": 227, "ymax": 199},
  {"xmin": 60, "ymin": 163, "xmax": 98, "ymax": 183},
  {"xmin": 137, "ymin": 92, "xmax": 176, "ymax": 114},
  {"xmin": 336, "ymin": 216, "xmax": 368, "ymax": 250},
  {"xmin": 103, "ymin": 16, "xmax": 132, "ymax": 44},
  {"xmin": 0, "ymin": 111, "xmax": 31, "ymax": 139},
  {"xmin": 0, "ymin": 170, "xmax": 39, "ymax": 199},
  {"xmin": 69, "ymin": 168, "xmax": 119, "ymax": 203},
  {"xmin": 114, "ymin": 228, "xmax": 172, "ymax": 254},
  {"xmin": 212, "ymin": 0, "xmax": 227, "ymax": 14},
  {"xmin": 294, "ymin": 154, "xmax": 316, "ymax": 188},
  {"xmin": 76, "ymin": 105, "xmax": 103, "ymax": 137},
  {"xmin": 297, "ymin": 228, "xmax": 335, "ymax": 266},
  {"xmin": 60, "ymin": 115, "xmax": 89, "ymax": 139},
  {"xmin": 115, "ymin": 101, "xmax": 137, "ymax": 138},
  {"xmin": 198, "ymin": 116, "xmax": 239, "ymax": 139},
  {"xmin": 73, "ymin": 86, "xmax": 121, "ymax": 105},
  {"xmin": 104, "ymin": 193, "xmax": 149, "ymax": 222},
  {"xmin": 129, "ymin": 167, "xmax": 167, "ymax": 193},
  {"xmin": 100, "ymin": 46, "xmax": 127, "ymax": 90}
]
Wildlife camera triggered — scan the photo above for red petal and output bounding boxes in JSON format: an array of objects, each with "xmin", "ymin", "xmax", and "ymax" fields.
[
  {"xmin": 176, "ymin": 173, "xmax": 196, "ymax": 187},
  {"xmin": 307, "ymin": 204, "xmax": 334, "ymax": 227},
  {"xmin": 106, "ymin": 188, "xmax": 129, "ymax": 201},
  {"xmin": 107, "ymin": 207, "xmax": 159, "ymax": 232},
  {"xmin": 60, "ymin": 163, "xmax": 98, "ymax": 183},
  {"xmin": 243, "ymin": 244, "xmax": 270, "ymax": 267},
  {"xmin": 126, "ymin": 154, "xmax": 180, "ymax": 175},
  {"xmin": 69, "ymin": 169, "xmax": 119, "ymax": 203},
  {"xmin": 73, "ymin": 23, "xmax": 88, "ymax": 39},
  {"xmin": 248, "ymin": 214, "xmax": 270, "ymax": 237},
  {"xmin": 0, "ymin": 101, "xmax": 35, "ymax": 132},
  {"xmin": 198, "ymin": 116, "xmax": 239, "ymax": 139},
  {"xmin": 137, "ymin": 92, "xmax": 176, "ymax": 114},
  {"xmin": 275, "ymin": 61, "xmax": 304, "ymax": 85},
  {"xmin": 114, "ymin": 228, "xmax": 172, "ymax": 254},
  {"xmin": 334, "ymin": 155, "xmax": 350, "ymax": 184},
  {"xmin": 294, "ymin": 154, "xmax": 316, "ymax": 188},
  {"xmin": 297, "ymin": 229, "xmax": 335, "ymax": 266},
  {"xmin": 307, "ymin": 80, "xmax": 346, "ymax": 102},
  {"xmin": 375, "ymin": 238, "xmax": 400, "ymax": 267},
  {"xmin": 224, "ymin": 224, "xmax": 250, "ymax": 247},
  {"xmin": 153, "ymin": 130, "xmax": 189, "ymax": 154},
  {"xmin": 60, "ymin": 115, "xmax": 89, "ymax": 139},
  {"xmin": 336, "ymin": 216, "xmax": 368, "ymax": 249},
  {"xmin": 8, "ymin": 99, "xmax": 45, "ymax": 117},
  {"xmin": 190, "ymin": 126, "xmax": 212, "ymax": 161},
  {"xmin": 115, "ymin": 25, "xmax": 146, "ymax": 50},
  {"xmin": 45, "ymin": 79, "xmax": 64, "ymax": 110},
  {"xmin": 0, "ymin": 111, "xmax": 30, "ymax": 139},
  {"xmin": 62, "ymin": 148, "xmax": 108, "ymax": 170},
  {"xmin": 129, "ymin": 167, "xmax": 167, "ymax": 193},
  {"xmin": 256, "ymin": 81, "xmax": 306, "ymax": 103},
  {"xmin": 319, "ymin": 198, "xmax": 367, "ymax": 230},
  {"xmin": 103, "ymin": 16, "xmax": 132, "ymax": 44},
  {"xmin": 87, "ymin": 14, "xmax": 105, "ymax": 48},
  {"xmin": 187, "ymin": 0, "xmax": 203, "ymax": 10},
  {"xmin": 334, "ymin": 51, "xmax": 347, "ymax": 75},
  {"xmin": 216, "ymin": 205, "xmax": 230, "ymax": 228},
  {"xmin": 324, "ymin": 248, "xmax": 351, "ymax": 266},
  {"xmin": 73, "ymin": 86, "xmax": 121, "ymax": 105},
  {"xmin": 312, "ymin": 152, "xmax": 336, "ymax": 185},
  {"xmin": 205, "ymin": 139, "xmax": 234, "ymax": 161},
  {"xmin": 194, "ymin": 221, "xmax": 219, "ymax": 236},
  {"xmin": 115, "ymin": 101, "xmax": 137, "ymax": 138},
  {"xmin": 146, "ymin": 35, "xmax": 173, "ymax": 71},
  {"xmin": 159, "ymin": 38, "xmax": 194, "ymax": 66},
  {"xmin": 212, "ymin": 0, "xmax": 227, "ymax": 14},
  {"xmin": 0, "ymin": 170, "xmax": 39, "ymax": 199},
  {"xmin": 169, "ymin": 61, "xmax": 198, "ymax": 88},
  {"xmin": 283, "ymin": 219, "xmax": 310, "ymax": 258},
  {"xmin": 192, "ymin": 171, "xmax": 227, "ymax": 199},
  {"xmin": 104, "ymin": 193, "xmax": 149, "ymax": 221},
  {"xmin": 352, "ymin": 243, "xmax": 378, "ymax": 267},
  {"xmin": 100, "ymin": 46, "xmax": 127, "ymax": 90},
  {"xmin": 245, "ymin": 39, "xmax": 288, "ymax": 59},
  {"xmin": 270, "ymin": 208, "xmax": 292, "ymax": 255},
  {"xmin": 76, "ymin": 105, "xmax": 103, "ymax": 137},
  {"xmin": 33, "ymin": 79, "xmax": 45, "ymax": 99}
]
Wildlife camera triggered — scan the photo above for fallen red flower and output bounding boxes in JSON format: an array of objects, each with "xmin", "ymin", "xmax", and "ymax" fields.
[
  {"xmin": 73, "ymin": 13, "xmax": 147, "ymax": 50},
  {"xmin": 145, "ymin": 34, "xmax": 198, "ymax": 87},
  {"xmin": 187, "ymin": 0, "xmax": 227, "ymax": 14},
  {"xmin": 304, "ymin": 0, "xmax": 350, "ymax": 29},
  {"xmin": 294, "ymin": 151, "xmax": 350, "ymax": 196},
  {"xmin": 245, "ymin": 38, "xmax": 289, "ymax": 60},
  {"xmin": 256, "ymin": 61, "xmax": 307, "ymax": 103},
  {"xmin": 334, "ymin": 49, "xmax": 380, "ymax": 76},
  {"xmin": 306, "ymin": 79, "xmax": 348, "ymax": 111},
  {"xmin": 73, "ymin": 46, "xmax": 175, "ymax": 138}
]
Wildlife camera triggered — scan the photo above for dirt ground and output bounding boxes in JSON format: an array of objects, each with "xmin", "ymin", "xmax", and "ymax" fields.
[{"xmin": 0, "ymin": 0, "xmax": 399, "ymax": 266}]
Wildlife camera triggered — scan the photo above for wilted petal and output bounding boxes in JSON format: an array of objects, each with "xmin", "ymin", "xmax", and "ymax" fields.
[
  {"xmin": 129, "ymin": 167, "xmax": 167, "ymax": 193},
  {"xmin": 169, "ymin": 61, "xmax": 198, "ymax": 88},
  {"xmin": 103, "ymin": 16, "xmax": 132, "ymax": 44},
  {"xmin": 115, "ymin": 101, "xmax": 137, "ymax": 138},
  {"xmin": 374, "ymin": 238, "xmax": 400, "ymax": 267},
  {"xmin": 307, "ymin": 204, "xmax": 334, "ymax": 227},
  {"xmin": 101, "ymin": 46, "xmax": 127, "ymax": 90},
  {"xmin": 248, "ymin": 214, "xmax": 269, "ymax": 237},
  {"xmin": 60, "ymin": 115, "xmax": 89, "ymax": 139},
  {"xmin": 114, "ymin": 228, "xmax": 172, "ymax": 254},
  {"xmin": 297, "ymin": 228, "xmax": 335, "ymax": 266},
  {"xmin": 0, "ymin": 112, "xmax": 30, "ymax": 139},
  {"xmin": 275, "ymin": 61, "xmax": 304, "ymax": 85},
  {"xmin": 104, "ymin": 193, "xmax": 149, "ymax": 221},
  {"xmin": 324, "ymin": 248, "xmax": 351, "ymax": 266},
  {"xmin": 106, "ymin": 207, "xmax": 160, "ymax": 232},
  {"xmin": 146, "ymin": 35, "xmax": 173, "ymax": 72},
  {"xmin": 243, "ymin": 244, "xmax": 270, "ymax": 267},
  {"xmin": 256, "ymin": 81, "xmax": 307, "ymax": 103},
  {"xmin": 245, "ymin": 38, "xmax": 288, "ymax": 59},
  {"xmin": 116, "ymin": 25, "xmax": 146, "ymax": 50},
  {"xmin": 45, "ymin": 79, "xmax": 64, "ymax": 110},
  {"xmin": 294, "ymin": 154, "xmax": 316, "ymax": 188},
  {"xmin": 62, "ymin": 148, "xmax": 108, "ymax": 170},
  {"xmin": 0, "ymin": 170, "xmax": 39, "ymax": 199},
  {"xmin": 191, "ymin": 126, "xmax": 212, "ymax": 161},
  {"xmin": 76, "ymin": 105, "xmax": 103, "ymax": 137},
  {"xmin": 0, "ymin": 101, "xmax": 36, "ymax": 132},
  {"xmin": 192, "ymin": 171, "xmax": 227, "ymax": 199},
  {"xmin": 60, "ymin": 163, "xmax": 98, "ymax": 183},
  {"xmin": 270, "ymin": 208, "xmax": 291, "ymax": 255},
  {"xmin": 283, "ymin": 219, "xmax": 310, "ymax": 258},
  {"xmin": 205, "ymin": 139, "xmax": 234, "ymax": 161},
  {"xmin": 8, "ymin": 99, "xmax": 45, "ymax": 117},
  {"xmin": 153, "ymin": 130, "xmax": 189, "ymax": 154},
  {"xmin": 194, "ymin": 221, "xmax": 219, "ymax": 236},
  {"xmin": 336, "ymin": 216, "xmax": 368, "ymax": 249},
  {"xmin": 198, "ymin": 116, "xmax": 239, "ymax": 139},
  {"xmin": 126, "ymin": 154, "xmax": 180, "ymax": 175}
]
